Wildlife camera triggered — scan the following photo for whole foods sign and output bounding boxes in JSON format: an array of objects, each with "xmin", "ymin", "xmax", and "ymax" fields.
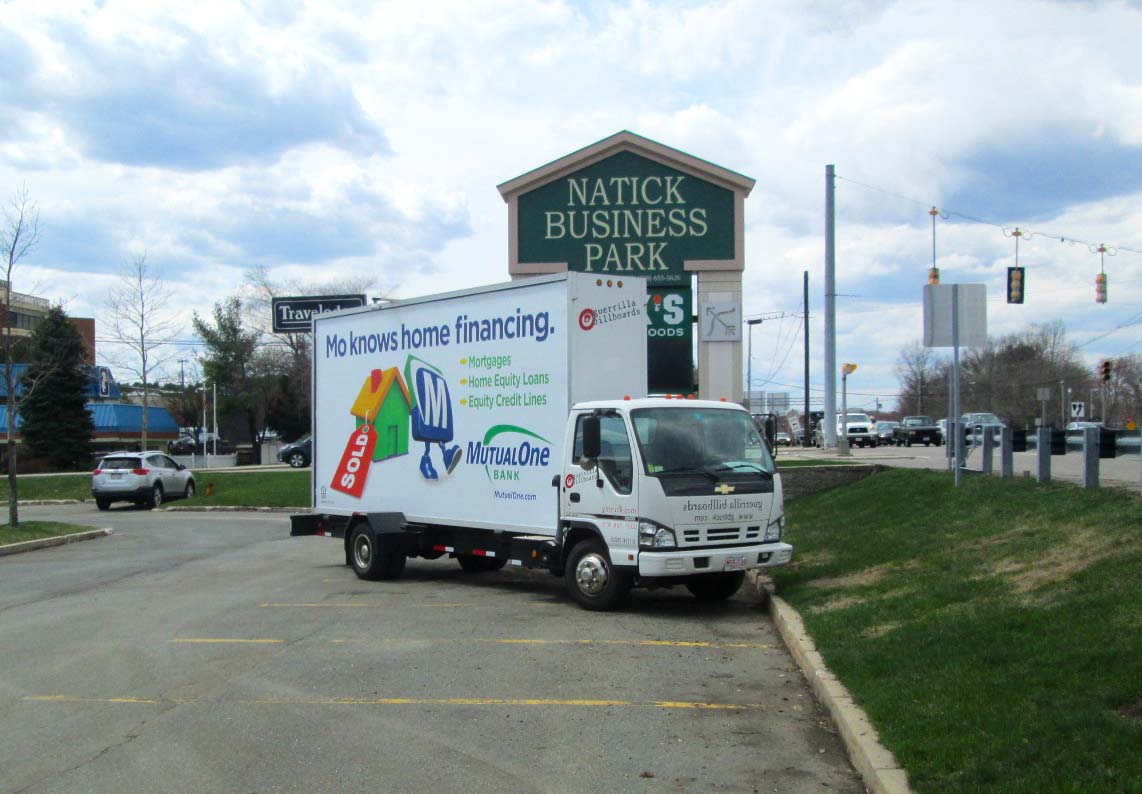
[{"xmin": 516, "ymin": 150, "xmax": 734, "ymax": 287}]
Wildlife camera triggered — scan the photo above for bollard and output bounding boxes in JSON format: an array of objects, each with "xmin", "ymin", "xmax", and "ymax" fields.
[
  {"xmin": 1083, "ymin": 426, "xmax": 1099, "ymax": 489},
  {"xmin": 981, "ymin": 431, "xmax": 994, "ymax": 475},
  {"xmin": 955, "ymin": 422, "xmax": 967, "ymax": 471},
  {"xmin": 1000, "ymin": 426, "xmax": 1014, "ymax": 478},
  {"xmin": 1037, "ymin": 427, "xmax": 1051, "ymax": 483}
]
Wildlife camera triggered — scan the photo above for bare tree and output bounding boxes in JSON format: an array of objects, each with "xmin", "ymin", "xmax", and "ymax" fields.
[
  {"xmin": 240, "ymin": 265, "xmax": 382, "ymax": 441},
  {"xmin": 1, "ymin": 187, "xmax": 41, "ymax": 528},
  {"xmin": 894, "ymin": 342, "xmax": 944, "ymax": 416},
  {"xmin": 104, "ymin": 251, "xmax": 179, "ymax": 450}
]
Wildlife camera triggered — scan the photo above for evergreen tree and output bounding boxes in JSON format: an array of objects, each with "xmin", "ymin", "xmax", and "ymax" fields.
[{"xmin": 21, "ymin": 306, "xmax": 94, "ymax": 470}]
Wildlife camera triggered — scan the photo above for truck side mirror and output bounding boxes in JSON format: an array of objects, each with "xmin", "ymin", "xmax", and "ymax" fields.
[{"xmin": 582, "ymin": 415, "xmax": 601, "ymax": 459}]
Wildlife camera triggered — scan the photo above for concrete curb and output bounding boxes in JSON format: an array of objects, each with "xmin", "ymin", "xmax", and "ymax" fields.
[
  {"xmin": 749, "ymin": 572, "xmax": 912, "ymax": 794},
  {"xmin": 0, "ymin": 527, "xmax": 113, "ymax": 557},
  {"xmin": 160, "ymin": 505, "xmax": 305, "ymax": 513}
]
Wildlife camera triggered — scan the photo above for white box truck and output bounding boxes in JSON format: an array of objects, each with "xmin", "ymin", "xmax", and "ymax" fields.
[{"xmin": 290, "ymin": 273, "xmax": 792, "ymax": 609}]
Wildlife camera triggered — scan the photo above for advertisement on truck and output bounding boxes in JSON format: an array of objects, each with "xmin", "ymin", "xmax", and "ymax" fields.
[{"xmin": 312, "ymin": 276, "xmax": 644, "ymax": 535}]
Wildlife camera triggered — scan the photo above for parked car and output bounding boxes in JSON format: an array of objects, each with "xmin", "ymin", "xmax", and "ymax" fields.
[
  {"xmin": 838, "ymin": 413, "xmax": 877, "ymax": 448},
  {"xmin": 875, "ymin": 421, "xmax": 899, "ymax": 443},
  {"xmin": 92, "ymin": 451, "xmax": 195, "ymax": 510},
  {"xmin": 278, "ymin": 435, "xmax": 312, "ymax": 468},
  {"xmin": 167, "ymin": 435, "xmax": 197, "ymax": 454},
  {"xmin": 893, "ymin": 416, "xmax": 942, "ymax": 447},
  {"xmin": 961, "ymin": 412, "xmax": 1005, "ymax": 443},
  {"xmin": 775, "ymin": 432, "xmax": 791, "ymax": 446}
]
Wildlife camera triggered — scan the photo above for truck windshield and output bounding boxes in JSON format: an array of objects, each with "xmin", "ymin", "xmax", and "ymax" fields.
[{"xmin": 630, "ymin": 408, "xmax": 776, "ymax": 476}]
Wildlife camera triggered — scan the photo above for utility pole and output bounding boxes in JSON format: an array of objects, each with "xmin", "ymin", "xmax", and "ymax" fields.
[
  {"xmin": 177, "ymin": 357, "xmax": 186, "ymax": 389},
  {"xmin": 824, "ymin": 165, "xmax": 837, "ymax": 448},
  {"xmin": 746, "ymin": 319, "xmax": 762, "ymax": 413},
  {"xmin": 803, "ymin": 270, "xmax": 810, "ymax": 447}
]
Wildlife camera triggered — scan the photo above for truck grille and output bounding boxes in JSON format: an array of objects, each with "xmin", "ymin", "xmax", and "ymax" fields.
[{"xmin": 682, "ymin": 525, "xmax": 761, "ymax": 544}]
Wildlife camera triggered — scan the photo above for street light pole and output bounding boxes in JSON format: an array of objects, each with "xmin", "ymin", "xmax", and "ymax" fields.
[
  {"xmin": 840, "ymin": 363, "xmax": 857, "ymax": 457},
  {"xmin": 746, "ymin": 319, "xmax": 762, "ymax": 414}
]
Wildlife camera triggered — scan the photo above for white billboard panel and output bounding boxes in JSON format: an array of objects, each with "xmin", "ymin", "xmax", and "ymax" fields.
[
  {"xmin": 923, "ymin": 284, "xmax": 987, "ymax": 348},
  {"xmin": 310, "ymin": 275, "xmax": 646, "ymax": 536}
]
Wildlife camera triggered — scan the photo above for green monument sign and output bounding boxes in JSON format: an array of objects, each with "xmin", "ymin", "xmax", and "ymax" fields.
[
  {"xmin": 499, "ymin": 131, "xmax": 753, "ymax": 398},
  {"xmin": 517, "ymin": 151, "xmax": 734, "ymax": 287}
]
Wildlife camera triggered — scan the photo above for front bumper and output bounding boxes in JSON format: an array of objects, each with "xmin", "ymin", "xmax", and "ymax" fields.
[{"xmin": 638, "ymin": 542, "xmax": 793, "ymax": 577}]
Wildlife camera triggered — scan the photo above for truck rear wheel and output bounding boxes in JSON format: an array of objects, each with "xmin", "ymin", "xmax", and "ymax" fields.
[
  {"xmin": 566, "ymin": 539, "xmax": 630, "ymax": 611},
  {"xmin": 457, "ymin": 554, "xmax": 507, "ymax": 573},
  {"xmin": 350, "ymin": 524, "xmax": 406, "ymax": 581},
  {"xmin": 685, "ymin": 572, "xmax": 745, "ymax": 601}
]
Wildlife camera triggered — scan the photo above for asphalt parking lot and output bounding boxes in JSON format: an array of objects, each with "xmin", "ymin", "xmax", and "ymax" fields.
[{"xmin": 1, "ymin": 504, "xmax": 862, "ymax": 794}]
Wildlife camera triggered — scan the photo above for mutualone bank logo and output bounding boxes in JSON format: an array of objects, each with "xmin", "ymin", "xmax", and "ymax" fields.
[{"xmin": 467, "ymin": 424, "xmax": 553, "ymax": 483}]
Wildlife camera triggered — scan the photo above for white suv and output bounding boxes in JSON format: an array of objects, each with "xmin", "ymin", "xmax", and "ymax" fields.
[{"xmin": 92, "ymin": 452, "xmax": 196, "ymax": 510}]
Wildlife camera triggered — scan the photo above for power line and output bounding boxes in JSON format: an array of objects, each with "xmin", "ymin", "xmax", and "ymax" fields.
[{"xmin": 835, "ymin": 173, "xmax": 1142, "ymax": 257}]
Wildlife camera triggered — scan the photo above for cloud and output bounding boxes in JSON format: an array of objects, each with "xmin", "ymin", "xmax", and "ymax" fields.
[{"xmin": 1, "ymin": 2, "xmax": 388, "ymax": 170}]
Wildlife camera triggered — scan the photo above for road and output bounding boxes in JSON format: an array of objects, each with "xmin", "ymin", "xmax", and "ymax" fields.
[
  {"xmin": 0, "ymin": 505, "xmax": 862, "ymax": 794},
  {"xmin": 779, "ymin": 439, "xmax": 1142, "ymax": 490}
]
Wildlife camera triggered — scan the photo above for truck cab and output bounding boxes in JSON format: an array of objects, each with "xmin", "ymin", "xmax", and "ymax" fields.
[{"xmin": 559, "ymin": 399, "xmax": 791, "ymax": 608}]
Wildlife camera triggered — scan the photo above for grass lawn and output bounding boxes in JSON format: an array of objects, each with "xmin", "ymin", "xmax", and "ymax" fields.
[
  {"xmin": 0, "ymin": 469, "xmax": 311, "ymax": 508},
  {"xmin": 181, "ymin": 470, "xmax": 309, "ymax": 508},
  {"xmin": 774, "ymin": 468, "xmax": 1142, "ymax": 794},
  {"xmin": 0, "ymin": 521, "xmax": 100, "ymax": 546}
]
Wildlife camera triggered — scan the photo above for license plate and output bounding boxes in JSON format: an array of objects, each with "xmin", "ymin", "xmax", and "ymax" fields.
[
  {"xmin": 724, "ymin": 555, "xmax": 747, "ymax": 571},
  {"xmin": 110, "ymin": 472, "xmax": 123, "ymax": 479}
]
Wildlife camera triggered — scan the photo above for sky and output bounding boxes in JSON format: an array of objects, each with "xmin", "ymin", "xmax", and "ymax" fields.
[{"xmin": 2, "ymin": 0, "xmax": 1141, "ymax": 415}]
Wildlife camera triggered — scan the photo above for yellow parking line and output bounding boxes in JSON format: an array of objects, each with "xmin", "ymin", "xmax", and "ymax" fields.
[
  {"xmin": 170, "ymin": 638, "xmax": 284, "ymax": 644},
  {"xmin": 24, "ymin": 695, "xmax": 767, "ymax": 711},
  {"xmin": 166, "ymin": 637, "xmax": 771, "ymax": 650},
  {"xmin": 333, "ymin": 638, "xmax": 772, "ymax": 650},
  {"xmin": 258, "ymin": 602, "xmax": 473, "ymax": 608}
]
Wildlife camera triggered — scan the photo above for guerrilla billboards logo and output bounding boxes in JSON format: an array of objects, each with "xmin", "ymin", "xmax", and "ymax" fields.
[
  {"xmin": 329, "ymin": 354, "xmax": 462, "ymax": 499},
  {"xmin": 578, "ymin": 299, "xmax": 640, "ymax": 332}
]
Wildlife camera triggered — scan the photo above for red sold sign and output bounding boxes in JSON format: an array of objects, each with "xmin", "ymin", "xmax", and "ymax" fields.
[{"xmin": 330, "ymin": 423, "xmax": 377, "ymax": 499}]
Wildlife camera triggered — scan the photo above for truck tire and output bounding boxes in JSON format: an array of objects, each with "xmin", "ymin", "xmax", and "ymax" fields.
[
  {"xmin": 457, "ymin": 554, "xmax": 507, "ymax": 573},
  {"xmin": 566, "ymin": 539, "xmax": 630, "ymax": 611},
  {"xmin": 350, "ymin": 524, "xmax": 406, "ymax": 581},
  {"xmin": 685, "ymin": 571, "xmax": 745, "ymax": 601}
]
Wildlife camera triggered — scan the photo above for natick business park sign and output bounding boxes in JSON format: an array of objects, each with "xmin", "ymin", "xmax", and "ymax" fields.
[
  {"xmin": 499, "ymin": 131, "xmax": 754, "ymax": 395},
  {"xmin": 514, "ymin": 149, "xmax": 735, "ymax": 287}
]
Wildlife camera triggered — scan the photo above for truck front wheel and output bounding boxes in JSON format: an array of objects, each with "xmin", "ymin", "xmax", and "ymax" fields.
[
  {"xmin": 685, "ymin": 572, "xmax": 745, "ymax": 602},
  {"xmin": 350, "ymin": 525, "xmax": 406, "ymax": 581},
  {"xmin": 566, "ymin": 539, "xmax": 630, "ymax": 611}
]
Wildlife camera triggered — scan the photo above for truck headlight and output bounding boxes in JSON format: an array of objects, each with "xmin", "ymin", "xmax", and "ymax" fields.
[
  {"xmin": 764, "ymin": 515, "xmax": 784, "ymax": 542},
  {"xmin": 638, "ymin": 520, "xmax": 676, "ymax": 549}
]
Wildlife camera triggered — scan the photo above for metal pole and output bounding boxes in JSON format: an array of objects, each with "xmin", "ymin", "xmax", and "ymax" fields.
[
  {"xmin": 746, "ymin": 321, "xmax": 754, "ymax": 413},
  {"xmin": 212, "ymin": 382, "xmax": 217, "ymax": 456},
  {"xmin": 803, "ymin": 270, "xmax": 810, "ymax": 447},
  {"xmin": 1059, "ymin": 380, "xmax": 1065, "ymax": 427},
  {"xmin": 824, "ymin": 165, "xmax": 837, "ymax": 448},
  {"xmin": 840, "ymin": 369, "xmax": 850, "ymax": 456},
  {"xmin": 952, "ymin": 286, "xmax": 962, "ymax": 487}
]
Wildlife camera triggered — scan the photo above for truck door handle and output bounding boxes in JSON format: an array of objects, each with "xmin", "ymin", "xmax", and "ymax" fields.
[{"xmin": 569, "ymin": 493, "xmax": 580, "ymax": 503}]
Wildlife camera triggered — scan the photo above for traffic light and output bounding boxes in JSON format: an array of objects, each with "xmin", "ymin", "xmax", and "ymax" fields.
[
  {"xmin": 1006, "ymin": 266, "xmax": 1024, "ymax": 304},
  {"xmin": 1100, "ymin": 359, "xmax": 1112, "ymax": 382},
  {"xmin": 1095, "ymin": 272, "xmax": 1107, "ymax": 303},
  {"xmin": 928, "ymin": 267, "xmax": 940, "ymax": 285}
]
